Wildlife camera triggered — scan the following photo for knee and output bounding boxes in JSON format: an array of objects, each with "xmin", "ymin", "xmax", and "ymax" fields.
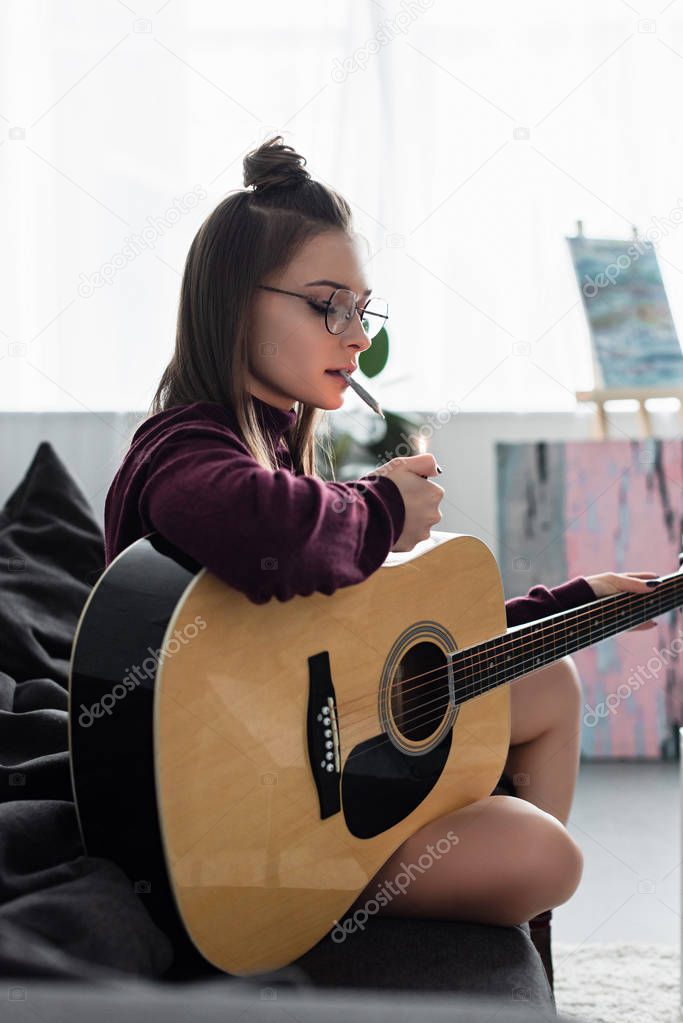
[
  {"xmin": 559, "ymin": 654, "xmax": 582, "ymax": 690},
  {"xmin": 486, "ymin": 802, "xmax": 584, "ymax": 924},
  {"xmin": 556, "ymin": 655, "xmax": 583, "ymax": 714},
  {"xmin": 529, "ymin": 814, "xmax": 584, "ymax": 907}
]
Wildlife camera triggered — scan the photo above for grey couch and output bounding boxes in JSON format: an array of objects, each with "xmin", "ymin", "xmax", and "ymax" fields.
[{"xmin": 1, "ymin": 974, "xmax": 579, "ymax": 1023}]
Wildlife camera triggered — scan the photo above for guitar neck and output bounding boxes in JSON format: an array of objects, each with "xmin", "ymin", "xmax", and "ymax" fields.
[{"xmin": 453, "ymin": 571, "xmax": 683, "ymax": 700}]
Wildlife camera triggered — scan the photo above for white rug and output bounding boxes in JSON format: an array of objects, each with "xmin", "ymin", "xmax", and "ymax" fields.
[{"xmin": 553, "ymin": 942, "xmax": 679, "ymax": 1023}]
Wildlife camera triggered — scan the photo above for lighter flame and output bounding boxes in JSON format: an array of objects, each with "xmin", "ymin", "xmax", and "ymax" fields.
[{"xmin": 415, "ymin": 435, "xmax": 428, "ymax": 454}]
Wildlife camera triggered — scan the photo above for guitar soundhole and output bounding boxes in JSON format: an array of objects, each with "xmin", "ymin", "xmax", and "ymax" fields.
[{"xmin": 390, "ymin": 641, "xmax": 450, "ymax": 741}]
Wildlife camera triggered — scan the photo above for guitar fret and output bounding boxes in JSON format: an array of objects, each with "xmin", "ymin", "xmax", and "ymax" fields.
[{"xmin": 452, "ymin": 579, "xmax": 683, "ymax": 705}]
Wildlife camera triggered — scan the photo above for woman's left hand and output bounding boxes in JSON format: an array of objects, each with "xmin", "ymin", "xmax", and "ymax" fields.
[{"xmin": 585, "ymin": 571, "xmax": 661, "ymax": 631}]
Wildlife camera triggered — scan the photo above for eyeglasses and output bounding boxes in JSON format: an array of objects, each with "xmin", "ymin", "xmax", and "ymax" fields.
[{"xmin": 256, "ymin": 284, "xmax": 389, "ymax": 339}]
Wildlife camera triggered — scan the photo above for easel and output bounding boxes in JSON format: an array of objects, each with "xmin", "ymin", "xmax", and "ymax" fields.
[
  {"xmin": 575, "ymin": 385, "xmax": 683, "ymax": 438},
  {"xmin": 572, "ymin": 220, "xmax": 683, "ymax": 439}
]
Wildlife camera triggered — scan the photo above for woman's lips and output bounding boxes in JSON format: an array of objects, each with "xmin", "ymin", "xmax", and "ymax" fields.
[{"xmin": 325, "ymin": 369, "xmax": 349, "ymax": 385}]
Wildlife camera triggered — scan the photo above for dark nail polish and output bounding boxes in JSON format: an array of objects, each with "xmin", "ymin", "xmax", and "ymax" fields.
[
  {"xmin": 436, "ymin": 464, "xmax": 444, "ymax": 474},
  {"xmin": 646, "ymin": 579, "xmax": 661, "ymax": 586}
]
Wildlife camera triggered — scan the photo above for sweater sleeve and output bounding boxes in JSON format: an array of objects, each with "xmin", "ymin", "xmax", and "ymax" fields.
[
  {"xmin": 505, "ymin": 576, "xmax": 595, "ymax": 628},
  {"xmin": 138, "ymin": 432, "xmax": 406, "ymax": 604}
]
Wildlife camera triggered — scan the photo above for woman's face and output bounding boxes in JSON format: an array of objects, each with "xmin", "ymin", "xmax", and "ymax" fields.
[{"xmin": 246, "ymin": 229, "xmax": 373, "ymax": 411}]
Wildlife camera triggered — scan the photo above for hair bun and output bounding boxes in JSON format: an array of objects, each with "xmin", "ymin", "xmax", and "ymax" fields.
[{"xmin": 243, "ymin": 134, "xmax": 311, "ymax": 192}]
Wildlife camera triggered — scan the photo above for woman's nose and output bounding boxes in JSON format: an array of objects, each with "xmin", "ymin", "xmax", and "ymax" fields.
[{"xmin": 345, "ymin": 311, "xmax": 373, "ymax": 351}]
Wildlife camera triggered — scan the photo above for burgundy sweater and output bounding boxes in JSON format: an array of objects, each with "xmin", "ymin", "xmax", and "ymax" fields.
[{"xmin": 104, "ymin": 397, "xmax": 596, "ymax": 622}]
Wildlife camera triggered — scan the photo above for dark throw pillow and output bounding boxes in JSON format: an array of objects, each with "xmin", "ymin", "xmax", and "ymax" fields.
[{"xmin": 0, "ymin": 441, "xmax": 105, "ymax": 688}]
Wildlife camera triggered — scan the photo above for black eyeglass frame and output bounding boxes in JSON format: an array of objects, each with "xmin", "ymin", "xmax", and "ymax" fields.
[{"xmin": 256, "ymin": 284, "xmax": 388, "ymax": 337}]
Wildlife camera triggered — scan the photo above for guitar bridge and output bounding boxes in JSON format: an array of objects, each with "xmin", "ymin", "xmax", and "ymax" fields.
[{"xmin": 306, "ymin": 651, "xmax": 341, "ymax": 819}]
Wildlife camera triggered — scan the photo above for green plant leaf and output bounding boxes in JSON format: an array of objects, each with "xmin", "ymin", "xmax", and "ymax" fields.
[
  {"xmin": 359, "ymin": 326, "xmax": 389, "ymax": 379},
  {"xmin": 364, "ymin": 409, "xmax": 422, "ymax": 463}
]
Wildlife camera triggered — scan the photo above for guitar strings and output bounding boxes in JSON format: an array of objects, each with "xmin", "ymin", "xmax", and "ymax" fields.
[
  {"xmin": 341, "ymin": 576, "xmax": 678, "ymax": 712},
  {"xmin": 362, "ymin": 587, "xmax": 682, "ymax": 750},
  {"xmin": 338, "ymin": 584, "xmax": 683, "ymax": 770},
  {"xmin": 340, "ymin": 577, "xmax": 680, "ymax": 713},
  {"xmin": 335, "ymin": 582, "xmax": 683, "ymax": 752}
]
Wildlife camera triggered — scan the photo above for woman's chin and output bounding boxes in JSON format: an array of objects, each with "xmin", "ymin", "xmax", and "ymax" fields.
[
  {"xmin": 310, "ymin": 389, "xmax": 345, "ymax": 411},
  {"xmin": 296, "ymin": 380, "xmax": 346, "ymax": 410}
]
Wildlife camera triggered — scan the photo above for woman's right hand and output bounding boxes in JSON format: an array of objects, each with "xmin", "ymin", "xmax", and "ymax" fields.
[{"xmin": 378, "ymin": 454, "xmax": 444, "ymax": 553}]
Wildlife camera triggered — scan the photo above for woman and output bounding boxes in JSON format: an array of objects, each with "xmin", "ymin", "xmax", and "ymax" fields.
[{"xmin": 104, "ymin": 135, "xmax": 660, "ymax": 985}]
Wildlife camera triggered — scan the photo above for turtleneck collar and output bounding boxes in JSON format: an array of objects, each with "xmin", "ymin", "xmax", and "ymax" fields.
[{"xmin": 251, "ymin": 394, "xmax": 298, "ymax": 441}]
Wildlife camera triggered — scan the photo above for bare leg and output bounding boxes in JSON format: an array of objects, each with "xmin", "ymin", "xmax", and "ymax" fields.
[
  {"xmin": 348, "ymin": 656, "xmax": 584, "ymax": 926},
  {"xmin": 348, "ymin": 794, "xmax": 583, "ymax": 927},
  {"xmin": 504, "ymin": 654, "xmax": 583, "ymax": 825}
]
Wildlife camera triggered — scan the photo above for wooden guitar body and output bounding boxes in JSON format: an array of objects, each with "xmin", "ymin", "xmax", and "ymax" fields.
[{"xmin": 69, "ymin": 529, "xmax": 511, "ymax": 975}]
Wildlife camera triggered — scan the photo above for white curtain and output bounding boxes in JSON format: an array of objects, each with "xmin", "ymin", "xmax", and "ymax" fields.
[{"xmin": 2, "ymin": 0, "xmax": 683, "ymax": 413}]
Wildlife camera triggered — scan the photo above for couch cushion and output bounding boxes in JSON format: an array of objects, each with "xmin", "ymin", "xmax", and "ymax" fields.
[
  {"xmin": 281, "ymin": 914, "xmax": 553, "ymax": 1008},
  {"xmin": 0, "ymin": 441, "xmax": 105, "ymax": 688}
]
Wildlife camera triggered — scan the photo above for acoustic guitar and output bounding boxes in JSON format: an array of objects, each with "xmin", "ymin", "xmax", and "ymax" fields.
[{"xmin": 68, "ymin": 529, "xmax": 683, "ymax": 975}]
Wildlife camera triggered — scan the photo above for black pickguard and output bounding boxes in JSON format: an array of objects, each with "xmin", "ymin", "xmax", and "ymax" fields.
[{"xmin": 341, "ymin": 729, "xmax": 452, "ymax": 838}]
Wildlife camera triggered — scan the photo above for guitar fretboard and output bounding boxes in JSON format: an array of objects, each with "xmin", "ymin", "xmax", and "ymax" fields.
[{"xmin": 451, "ymin": 573, "xmax": 683, "ymax": 703}]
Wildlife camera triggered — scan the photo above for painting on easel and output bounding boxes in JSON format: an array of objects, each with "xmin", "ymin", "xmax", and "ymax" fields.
[
  {"xmin": 497, "ymin": 437, "xmax": 683, "ymax": 760},
  {"xmin": 566, "ymin": 233, "xmax": 683, "ymax": 390}
]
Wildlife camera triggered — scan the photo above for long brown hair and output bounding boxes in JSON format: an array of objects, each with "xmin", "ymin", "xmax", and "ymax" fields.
[{"xmin": 148, "ymin": 134, "xmax": 355, "ymax": 476}]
